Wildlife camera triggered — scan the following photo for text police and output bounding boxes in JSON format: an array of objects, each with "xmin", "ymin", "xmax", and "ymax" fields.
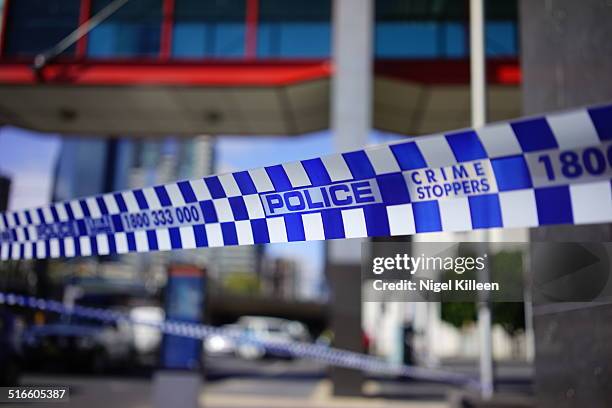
[{"xmin": 261, "ymin": 180, "xmax": 382, "ymax": 216}]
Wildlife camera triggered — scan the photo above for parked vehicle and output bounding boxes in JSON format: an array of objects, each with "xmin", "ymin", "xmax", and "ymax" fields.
[
  {"xmin": 0, "ymin": 310, "xmax": 21, "ymax": 385},
  {"xmin": 203, "ymin": 316, "xmax": 311, "ymax": 360},
  {"xmin": 203, "ymin": 324, "xmax": 241, "ymax": 357},
  {"xmin": 129, "ymin": 306, "xmax": 164, "ymax": 365},
  {"xmin": 22, "ymin": 314, "xmax": 133, "ymax": 373}
]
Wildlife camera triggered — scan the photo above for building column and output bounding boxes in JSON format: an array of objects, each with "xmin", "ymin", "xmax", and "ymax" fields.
[
  {"xmin": 0, "ymin": 175, "xmax": 9, "ymax": 212},
  {"xmin": 328, "ymin": 0, "xmax": 373, "ymax": 397},
  {"xmin": 520, "ymin": 1, "xmax": 612, "ymax": 406}
]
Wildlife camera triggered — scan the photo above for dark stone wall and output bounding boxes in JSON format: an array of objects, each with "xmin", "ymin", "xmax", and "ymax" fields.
[
  {"xmin": 520, "ymin": 0, "xmax": 612, "ymax": 113},
  {"xmin": 0, "ymin": 176, "xmax": 10, "ymax": 212},
  {"xmin": 327, "ymin": 263, "xmax": 364, "ymax": 396},
  {"xmin": 520, "ymin": 1, "xmax": 612, "ymax": 406}
]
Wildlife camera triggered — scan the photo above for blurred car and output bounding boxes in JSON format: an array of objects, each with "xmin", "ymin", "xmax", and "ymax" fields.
[
  {"xmin": 0, "ymin": 310, "xmax": 21, "ymax": 385},
  {"xmin": 203, "ymin": 317, "xmax": 311, "ymax": 360},
  {"xmin": 203, "ymin": 323, "xmax": 241, "ymax": 357},
  {"xmin": 22, "ymin": 314, "xmax": 133, "ymax": 373},
  {"xmin": 129, "ymin": 306, "xmax": 164, "ymax": 365}
]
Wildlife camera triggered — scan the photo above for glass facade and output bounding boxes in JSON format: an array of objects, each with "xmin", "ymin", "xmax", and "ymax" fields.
[
  {"xmin": 2, "ymin": 0, "xmax": 518, "ymax": 60},
  {"xmin": 88, "ymin": 0, "xmax": 162, "ymax": 58},
  {"xmin": 53, "ymin": 138, "xmax": 110, "ymax": 202},
  {"xmin": 256, "ymin": 0, "xmax": 331, "ymax": 58},
  {"xmin": 172, "ymin": 0, "xmax": 246, "ymax": 58},
  {"xmin": 374, "ymin": 0, "xmax": 518, "ymax": 58},
  {"xmin": 4, "ymin": 0, "xmax": 80, "ymax": 57}
]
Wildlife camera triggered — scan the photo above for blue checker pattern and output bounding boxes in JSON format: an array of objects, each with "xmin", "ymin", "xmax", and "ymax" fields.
[
  {"xmin": 390, "ymin": 141, "xmax": 427, "ymax": 170},
  {"xmin": 343, "ymin": 151, "xmax": 376, "ymax": 179},
  {"xmin": 446, "ymin": 130, "xmax": 488, "ymax": 162},
  {"xmin": 412, "ymin": 201, "xmax": 442, "ymax": 233},
  {"xmin": 133, "ymin": 190, "xmax": 149, "ymax": 210},
  {"xmin": 228, "ymin": 196, "xmax": 249, "ymax": 221},
  {"xmin": 535, "ymin": 186, "xmax": 574, "ymax": 225},
  {"xmin": 233, "ymin": 171, "xmax": 258, "ymax": 195},
  {"xmin": 284, "ymin": 214, "xmax": 306, "ymax": 242},
  {"xmin": 469, "ymin": 194, "xmax": 503, "ymax": 229},
  {"xmin": 588, "ymin": 105, "xmax": 612, "ymax": 141},
  {"xmin": 220, "ymin": 223, "xmax": 238, "ymax": 246},
  {"xmin": 1, "ymin": 104, "xmax": 612, "ymax": 261},
  {"xmin": 376, "ymin": 173, "xmax": 411, "ymax": 205},
  {"xmin": 510, "ymin": 118, "xmax": 558, "ymax": 152},
  {"xmin": 302, "ymin": 158, "xmax": 332, "ymax": 186},
  {"xmin": 154, "ymin": 186, "xmax": 172, "ymax": 207},
  {"xmin": 205, "ymin": 176, "xmax": 226, "ymax": 199},
  {"xmin": 177, "ymin": 181, "xmax": 197, "ymax": 203},
  {"xmin": 491, "ymin": 155, "xmax": 532, "ymax": 191},
  {"xmin": 265, "ymin": 165, "xmax": 293, "ymax": 192},
  {"xmin": 363, "ymin": 204, "xmax": 391, "ymax": 237}
]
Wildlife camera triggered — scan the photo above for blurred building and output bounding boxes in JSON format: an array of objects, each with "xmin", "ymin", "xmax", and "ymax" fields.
[
  {"xmin": 52, "ymin": 132, "xmax": 261, "ymax": 285},
  {"xmin": 0, "ymin": 0, "xmax": 524, "ymax": 361},
  {"xmin": 261, "ymin": 256, "xmax": 298, "ymax": 299},
  {"xmin": 0, "ymin": 0, "xmax": 520, "ymax": 136},
  {"xmin": 0, "ymin": 174, "xmax": 10, "ymax": 212},
  {"xmin": 53, "ymin": 139, "xmax": 112, "ymax": 201},
  {"xmin": 0, "ymin": 1, "xmax": 5, "ymax": 49}
]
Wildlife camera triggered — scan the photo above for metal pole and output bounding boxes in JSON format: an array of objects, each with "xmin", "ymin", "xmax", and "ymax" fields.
[
  {"xmin": 477, "ymin": 275, "xmax": 494, "ymax": 399},
  {"xmin": 33, "ymin": 0, "xmax": 131, "ymax": 72},
  {"xmin": 470, "ymin": 0, "xmax": 494, "ymax": 400},
  {"xmin": 522, "ymin": 248, "xmax": 535, "ymax": 362},
  {"xmin": 470, "ymin": 0, "xmax": 487, "ymax": 129},
  {"xmin": 328, "ymin": 0, "xmax": 373, "ymax": 396}
]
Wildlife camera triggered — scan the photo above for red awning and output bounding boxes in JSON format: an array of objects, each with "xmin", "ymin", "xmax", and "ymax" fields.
[
  {"xmin": 0, "ymin": 58, "xmax": 520, "ymax": 136},
  {"xmin": 0, "ymin": 58, "xmax": 519, "ymax": 87},
  {"xmin": 0, "ymin": 60, "xmax": 332, "ymax": 87}
]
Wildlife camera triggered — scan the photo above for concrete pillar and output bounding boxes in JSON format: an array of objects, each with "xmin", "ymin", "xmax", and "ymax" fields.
[
  {"xmin": 0, "ymin": 175, "xmax": 9, "ymax": 212},
  {"xmin": 328, "ymin": 0, "xmax": 373, "ymax": 396},
  {"xmin": 519, "ymin": 1, "xmax": 612, "ymax": 406},
  {"xmin": 332, "ymin": 0, "xmax": 372, "ymax": 151}
]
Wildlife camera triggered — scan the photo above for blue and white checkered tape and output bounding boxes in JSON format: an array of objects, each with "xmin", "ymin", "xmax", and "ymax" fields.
[
  {"xmin": 1, "ymin": 103, "xmax": 611, "ymax": 260},
  {"xmin": 0, "ymin": 291, "xmax": 477, "ymax": 386}
]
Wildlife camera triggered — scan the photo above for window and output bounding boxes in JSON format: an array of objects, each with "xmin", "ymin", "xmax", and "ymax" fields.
[
  {"xmin": 88, "ymin": 0, "xmax": 162, "ymax": 58},
  {"xmin": 486, "ymin": 22, "xmax": 517, "ymax": 56},
  {"xmin": 375, "ymin": 0, "xmax": 518, "ymax": 58},
  {"xmin": 257, "ymin": 22, "xmax": 330, "ymax": 58},
  {"xmin": 4, "ymin": 0, "xmax": 81, "ymax": 57},
  {"xmin": 173, "ymin": 0, "xmax": 246, "ymax": 58},
  {"xmin": 257, "ymin": 0, "xmax": 331, "ymax": 58}
]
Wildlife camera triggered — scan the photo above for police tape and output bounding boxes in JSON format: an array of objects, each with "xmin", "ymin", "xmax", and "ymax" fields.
[
  {"xmin": 1, "ymin": 104, "xmax": 612, "ymax": 260},
  {"xmin": 0, "ymin": 291, "xmax": 478, "ymax": 387}
]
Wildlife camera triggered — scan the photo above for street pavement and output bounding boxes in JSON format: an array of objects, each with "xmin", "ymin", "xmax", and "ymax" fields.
[{"xmin": 7, "ymin": 357, "xmax": 531, "ymax": 408}]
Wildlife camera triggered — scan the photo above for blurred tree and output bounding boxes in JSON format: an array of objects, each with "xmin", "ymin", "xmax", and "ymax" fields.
[
  {"xmin": 440, "ymin": 250, "xmax": 525, "ymax": 335},
  {"xmin": 441, "ymin": 301, "xmax": 477, "ymax": 329},
  {"xmin": 223, "ymin": 272, "xmax": 261, "ymax": 295},
  {"xmin": 491, "ymin": 251, "xmax": 525, "ymax": 335}
]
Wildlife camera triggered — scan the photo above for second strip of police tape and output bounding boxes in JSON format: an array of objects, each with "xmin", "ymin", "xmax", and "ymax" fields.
[{"xmin": 0, "ymin": 291, "xmax": 478, "ymax": 388}]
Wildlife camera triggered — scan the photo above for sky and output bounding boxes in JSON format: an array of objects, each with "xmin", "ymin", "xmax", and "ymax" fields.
[
  {"xmin": 216, "ymin": 131, "xmax": 333, "ymax": 173},
  {"xmin": 0, "ymin": 126, "xmax": 61, "ymax": 210}
]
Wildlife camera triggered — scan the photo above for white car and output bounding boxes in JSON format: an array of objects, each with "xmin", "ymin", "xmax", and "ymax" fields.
[
  {"xmin": 129, "ymin": 306, "xmax": 164, "ymax": 364},
  {"xmin": 203, "ymin": 324, "xmax": 241, "ymax": 356},
  {"xmin": 233, "ymin": 316, "xmax": 310, "ymax": 360},
  {"xmin": 203, "ymin": 317, "xmax": 311, "ymax": 360}
]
